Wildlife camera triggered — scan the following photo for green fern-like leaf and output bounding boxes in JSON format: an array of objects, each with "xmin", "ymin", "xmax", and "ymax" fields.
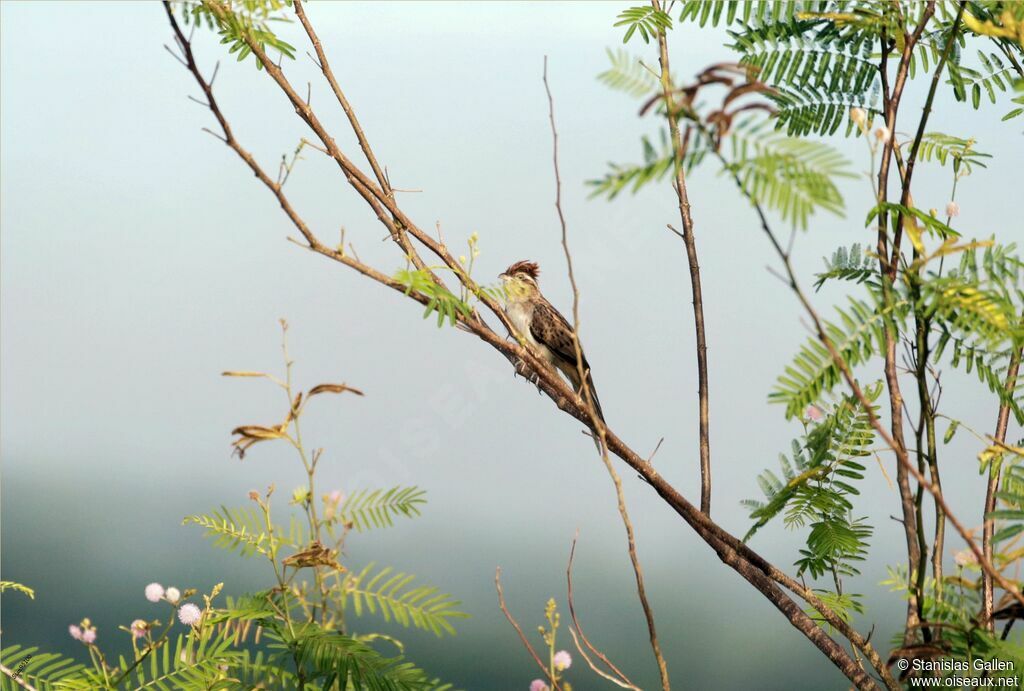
[
  {"xmin": 914, "ymin": 132, "xmax": 991, "ymax": 173},
  {"xmin": 771, "ymin": 295, "xmax": 901, "ymax": 419},
  {"xmin": 588, "ymin": 127, "xmax": 714, "ymax": 199},
  {"xmin": 805, "ymin": 589, "xmax": 865, "ymax": 630},
  {"xmin": 271, "ymin": 622, "xmax": 452, "ymax": 690},
  {"xmin": 0, "ymin": 645, "xmax": 86, "ymax": 691},
  {"xmin": 598, "ymin": 48, "xmax": 660, "ymax": 98},
  {"xmin": 725, "ymin": 120, "xmax": 854, "ymax": 228},
  {"xmin": 677, "ymin": 0, "xmax": 833, "ymax": 28},
  {"xmin": 948, "ymin": 50, "xmax": 1019, "ymax": 109},
  {"xmin": 814, "ymin": 243, "xmax": 878, "ymax": 290},
  {"xmin": 181, "ymin": 0, "xmax": 296, "ymax": 70},
  {"xmin": 746, "ymin": 385, "xmax": 879, "ymax": 540},
  {"xmin": 395, "ymin": 269, "xmax": 473, "ymax": 328},
  {"xmin": 183, "ymin": 505, "xmax": 302, "ymax": 558},
  {"xmin": 589, "ymin": 115, "xmax": 851, "ymax": 229},
  {"xmin": 614, "ymin": 5, "xmax": 673, "ymax": 44},
  {"xmin": 343, "ymin": 563, "xmax": 468, "ymax": 637},
  {"xmin": 339, "ymin": 486, "xmax": 427, "ymax": 532}
]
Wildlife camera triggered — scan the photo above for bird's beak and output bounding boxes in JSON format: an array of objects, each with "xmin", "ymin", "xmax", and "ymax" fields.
[{"xmin": 498, "ymin": 273, "xmax": 509, "ymax": 282}]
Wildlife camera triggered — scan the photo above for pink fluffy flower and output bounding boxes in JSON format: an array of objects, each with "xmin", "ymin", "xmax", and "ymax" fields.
[
  {"xmin": 130, "ymin": 619, "xmax": 147, "ymax": 639},
  {"xmin": 946, "ymin": 201, "xmax": 960, "ymax": 218},
  {"xmin": 805, "ymin": 405, "xmax": 824, "ymax": 422},
  {"xmin": 553, "ymin": 650, "xmax": 572, "ymax": 671},
  {"xmin": 81, "ymin": 629, "xmax": 97, "ymax": 644},
  {"xmin": 529, "ymin": 681, "xmax": 549, "ymax": 691},
  {"xmin": 68, "ymin": 624, "xmax": 83, "ymax": 641},
  {"xmin": 145, "ymin": 583, "xmax": 164, "ymax": 603},
  {"xmin": 178, "ymin": 603, "xmax": 202, "ymax": 626}
]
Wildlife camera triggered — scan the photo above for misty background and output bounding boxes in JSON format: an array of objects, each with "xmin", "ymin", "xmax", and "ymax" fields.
[{"xmin": 2, "ymin": 1, "xmax": 1022, "ymax": 688}]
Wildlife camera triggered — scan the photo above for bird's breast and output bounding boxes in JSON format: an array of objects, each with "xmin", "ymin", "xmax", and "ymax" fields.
[{"xmin": 506, "ymin": 301, "xmax": 535, "ymax": 343}]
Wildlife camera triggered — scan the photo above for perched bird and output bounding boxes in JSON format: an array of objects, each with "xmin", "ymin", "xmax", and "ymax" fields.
[{"xmin": 499, "ymin": 260, "xmax": 604, "ymax": 421}]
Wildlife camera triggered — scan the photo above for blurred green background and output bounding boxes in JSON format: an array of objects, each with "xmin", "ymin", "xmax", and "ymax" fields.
[{"xmin": 2, "ymin": 2, "xmax": 1021, "ymax": 688}]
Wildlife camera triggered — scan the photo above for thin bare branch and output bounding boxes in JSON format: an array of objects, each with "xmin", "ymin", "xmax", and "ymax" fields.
[
  {"xmin": 983, "ymin": 345, "xmax": 1024, "ymax": 630},
  {"xmin": 0, "ymin": 663, "xmax": 37, "ymax": 691},
  {"xmin": 545, "ymin": 55, "xmax": 670, "ymax": 691},
  {"xmin": 566, "ymin": 535, "xmax": 641, "ymax": 690},
  {"xmin": 653, "ymin": 0, "xmax": 712, "ymax": 517},
  {"xmin": 495, "ymin": 568, "xmax": 561, "ymax": 691}
]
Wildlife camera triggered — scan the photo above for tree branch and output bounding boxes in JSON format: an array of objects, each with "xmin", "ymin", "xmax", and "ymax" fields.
[{"xmin": 168, "ymin": 5, "xmax": 902, "ymax": 688}]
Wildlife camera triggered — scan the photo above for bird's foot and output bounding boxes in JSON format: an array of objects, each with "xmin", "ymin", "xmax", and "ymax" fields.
[{"xmin": 512, "ymin": 358, "xmax": 544, "ymax": 392}]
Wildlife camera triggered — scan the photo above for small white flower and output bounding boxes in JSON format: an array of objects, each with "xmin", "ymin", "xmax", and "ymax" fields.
[
  {"xmin": 874, "ymin": 125, "xmax": 892, "ymax": 143},
  {"xmin": 145, "ymin": 583, "xmax": 164, "ymax": 603},
  {"xmin": 165, "ymin": 587, "xmax": 181, "ymax": 604},
  {"xmin": 849, "ymin": 107, "xmax": 867, "ymax": 126},
  {"xmin": 945, "ymin": 201, "xmax": 960, "ymax": 218},
  {"xmin": 178, "ymin": 603, "xmax": 202, "ymax": 626},
  {"xmin": 954, "ymin": 549, "xmax": 977, "ymax": 567}
]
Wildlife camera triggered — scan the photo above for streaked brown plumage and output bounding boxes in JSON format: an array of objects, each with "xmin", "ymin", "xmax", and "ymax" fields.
[{"xmin": 499, "ymin": 260, "xmax": 604, "ymax": 421}]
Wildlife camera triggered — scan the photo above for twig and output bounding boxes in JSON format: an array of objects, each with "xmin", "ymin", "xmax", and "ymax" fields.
[
  {"xmin": 655, "ymin": 0, "xmax": 712, "ymax": 520},
  {"xmin": 653, "ymin": 0, "xmax": 712, "ymax": 517},
  {"xmin": 544, "ymin": 55, "xmax": 670, "ymax": 691},
  {"xmin": 566, "ymin": 535, "xmax": 641, "ymax": 690},
  {"xmin": 0, "ymin": 663, "xmax": 37, "ymax": 691},
  {"xmin": 983, "ymin": 344, "xmax": 1024, "ymax": 630},
  {"xmin": 495, "ymin": 568, "xmax": 561, "ymax": 691},
  {"xmin": 873, "ymin": 2, "xmax": 938, "ymax": 642}
]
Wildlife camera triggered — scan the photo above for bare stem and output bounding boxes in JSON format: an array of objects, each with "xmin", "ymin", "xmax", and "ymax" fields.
[
  {"xmin": 544, "ymin": 56, "xmax": 670, "ymax": 691},
  {"xmin": 566, "ymin": 535, "xmax": 640, "ymax": 689},
  {"xmin": 1, "ymin": 664, "xmax": 38, "ymax": 691},
  {"xmin": 653, "ymin": 0, "xmax": 712, "ymax": 516},
  {"xmin": 983, "ymin": 345, "xmax": 1024, "ymax": 630},
  {"xmin": 495, "ymin": 568, "xmax": 562, "ymax": 691}
]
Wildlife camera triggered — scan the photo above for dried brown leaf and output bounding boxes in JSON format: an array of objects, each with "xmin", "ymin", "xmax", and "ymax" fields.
[
  {"xmin": 281, "ymin": 540, "xmax": 345, "ymax": 571},
  {"xmin": 308, "ymin": 383, "xmax": 364, "ymax": 397},
  {"xmin": 231, "ymin": 425, "xmax": 285, "ymax": 440}
]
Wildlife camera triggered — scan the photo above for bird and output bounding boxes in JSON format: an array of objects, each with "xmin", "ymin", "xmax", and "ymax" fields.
[{"xmin": 498, "ymin": 260, "xmax": 604, "ymax": 422}]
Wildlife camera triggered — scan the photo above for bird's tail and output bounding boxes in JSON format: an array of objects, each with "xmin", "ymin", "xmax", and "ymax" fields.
[
  {"xmin": 584, "ymin": 374, "xmax": 606, "ymax": 452},
  {"xmin": 582, "ymin": 371, "xmax": 605, "ymax": 424}
]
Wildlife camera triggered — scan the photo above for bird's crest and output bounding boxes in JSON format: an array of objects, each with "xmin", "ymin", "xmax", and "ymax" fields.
[{"xmin": 505, "ymin": 260, "xmax": 540, "ymax": 280}]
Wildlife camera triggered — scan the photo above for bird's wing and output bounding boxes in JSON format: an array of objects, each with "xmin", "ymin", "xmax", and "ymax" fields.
[
  {"xmin": 530, "ymin": 298, "xmax": 604, "ymax": 422},
  {"xmin": 529, "ymin": 298, "xmax": 588, "ymax": 370}
]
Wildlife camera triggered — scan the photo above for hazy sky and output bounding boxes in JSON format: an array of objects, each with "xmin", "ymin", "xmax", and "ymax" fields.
[{"xmin": 2, "ymin": 2, "xmax": 1022, "ymax": 688}]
